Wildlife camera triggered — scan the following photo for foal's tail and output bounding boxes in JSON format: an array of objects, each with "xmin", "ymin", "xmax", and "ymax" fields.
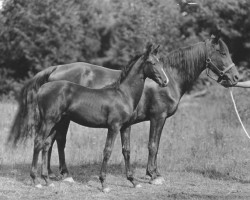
[{"xmin": 7, "ymin": 66, "xmax": 57, "ymax": 147}]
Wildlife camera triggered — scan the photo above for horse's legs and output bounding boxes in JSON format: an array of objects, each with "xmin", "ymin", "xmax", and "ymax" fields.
[
  {"xmin": 41, "ymin": 125, "xmax": 57, "ymax": 185},
  {"xmin": 47, "ymin": 117, "xmax": 70, "ymax": 179},
  {"xmin": 99, "ymin": 125, "xmax": 120, "ymax": 193},
  {"xmin": 47, "ymin": 136, "xmax": 56, "ymax": 178},
  {"xmin": 56, "ymin": 118, "xmax": 70, "ymax": 178},
  {"xmin": 30, "ymin": 134, "xmax": 43, "ymax": 187},
  {"xmin": 146, "ymin": 117, "xmax": 166, "ymax": 185},
  {"xmin": 120, "ymin": 126, "xmax": 140, "ymax": 188}
]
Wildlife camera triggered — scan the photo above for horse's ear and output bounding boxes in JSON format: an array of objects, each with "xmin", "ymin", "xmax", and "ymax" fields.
[
  {"xmin": 211, "ymin": 29, "xmax": 221, "ymax": 44},
  {"xmin": 152, "ymin": 45, "xmax": 160, "ymax": 55}
]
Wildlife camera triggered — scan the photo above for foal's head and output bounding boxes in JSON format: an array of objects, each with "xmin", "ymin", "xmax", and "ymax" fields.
[{"xmin": 142, "ymin": 44, "xmax": 169, "ymax": 87}]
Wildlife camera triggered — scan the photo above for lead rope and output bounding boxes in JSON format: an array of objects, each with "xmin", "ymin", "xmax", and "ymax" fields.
[{"xmin": 229, "ymin": 88, "xmax": 250, "ymax": 139}]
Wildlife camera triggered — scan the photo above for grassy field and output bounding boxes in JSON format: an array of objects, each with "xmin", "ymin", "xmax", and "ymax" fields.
[{"xmin": 1, "ymin": 84, "xmax": 250, "ymax": 199}]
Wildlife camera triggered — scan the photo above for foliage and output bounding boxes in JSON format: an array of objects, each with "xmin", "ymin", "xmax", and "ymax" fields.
[{"xmin": 0, "ymin": 0, "xmax": 249, "ymax": 94}]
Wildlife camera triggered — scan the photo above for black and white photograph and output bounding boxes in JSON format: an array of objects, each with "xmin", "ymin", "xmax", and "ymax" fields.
[{"xmin": 0, "ymin": 0, "xmax": 250, "ymax": 199}]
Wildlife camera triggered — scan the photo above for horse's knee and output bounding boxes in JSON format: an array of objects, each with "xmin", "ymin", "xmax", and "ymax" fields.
[
  {"xmin": 148, "ymin": 142, "xmax": 157, "ymax": 155},
  {"xmin": 103, "ymin": 148, "xmax": 112, "ymax": 159},
  {"xmin": 122, "ymin": 148, "xmax": 130, "ymax": 157}
]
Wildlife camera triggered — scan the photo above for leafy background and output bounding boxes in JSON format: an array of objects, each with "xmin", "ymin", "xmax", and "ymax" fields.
[{"xmin": 0, "ymin": 0, "xmax": 250, "ymax": 96}]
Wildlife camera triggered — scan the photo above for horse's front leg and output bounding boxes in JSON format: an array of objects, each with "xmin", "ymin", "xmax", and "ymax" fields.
[
  {"xmin": 99, "ymin": 124, "xmax": 120, "ymax": 193},
  {"xmin": 146, "ymin": 116, "xmax": 166, "ymax": 185},
  {"xmin": 120, "ymin": 126, "xmax": 141, "ymax": 188}
]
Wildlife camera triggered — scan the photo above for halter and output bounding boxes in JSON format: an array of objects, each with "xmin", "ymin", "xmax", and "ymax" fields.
[{"xmin": 205, "ymin": 58, "xmax": 235, "ymax": 83}]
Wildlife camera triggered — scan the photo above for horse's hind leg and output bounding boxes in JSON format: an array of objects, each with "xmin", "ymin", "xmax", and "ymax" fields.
[
  {"xmin": 56, "ymin": 117, "xmax": 70, "ymax": 178},
  {"xmin": 30, "ymin": 134, "xmax": 43, "ymax": 187},
  {"xmin": 47, "ymin": 136, "xmax": 56, "ymax": 178},
  {"xmin": 99, "ymin": 125, "xmax": 120, "ymax": 193},
  {"xmin": 41, "ymin": 124, "xmax": 57, "ymax": 186},
  {"xmin": 47, "ymin": 117, "xmax": 70, "ymax": 179},
  {"xmin": 120, "ymin": 126, "xmax": 141, "ymax": 188}
]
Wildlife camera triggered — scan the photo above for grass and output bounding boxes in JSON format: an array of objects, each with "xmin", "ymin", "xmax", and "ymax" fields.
[{"xmin": 1, "ymin": 84, "xmax": 250, "ymax": 182}]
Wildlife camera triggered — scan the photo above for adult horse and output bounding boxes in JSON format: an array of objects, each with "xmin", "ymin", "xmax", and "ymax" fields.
[
  {"xmin": 9, "ymin": 44, "xmax": 168, "ymax": 191},
  {"xmin": 9, "ymin": 35, "xmax": 239, "ymax": 185}
]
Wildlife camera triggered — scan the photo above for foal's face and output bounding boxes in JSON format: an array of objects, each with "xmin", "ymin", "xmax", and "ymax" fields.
[{"xmin": 144, "ymin": 53, "xmax": 169, "ymax": 87}]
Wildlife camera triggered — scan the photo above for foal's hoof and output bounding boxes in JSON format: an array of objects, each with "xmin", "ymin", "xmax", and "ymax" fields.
[
  {"xmin": 134, "ymin": 183, "xmax": 142, "ymax": 188},
  {"xmin": 150, "ymin": 176, "xmax": 165, "ymax": 185},
  {"xmin": 63, "ymin": 177, "xmax": 75, "ymax": 183},
  {"xmin": 35, "ymin": 184, "xmax": 43, "ymax": 189},
  {"xmin": 102, "ymin": 187, "xmax": 111, "ymax": 193}
]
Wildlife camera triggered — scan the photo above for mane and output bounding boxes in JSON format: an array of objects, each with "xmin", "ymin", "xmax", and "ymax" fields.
[
  {"xmin": 164, "ymin": 41, "xmax": 207, "ymax": 83},
  {"xmin": 103, "ymin": 54, "xmax": 143, "ymax": 89}
]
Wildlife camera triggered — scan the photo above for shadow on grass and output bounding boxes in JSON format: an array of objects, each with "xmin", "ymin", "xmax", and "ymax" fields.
[
  {"xmin": 0, "ymin": 162, "xmax": 148, "ymax": 184},
  {"xmin": 185, "ymin": 167, "xmax": 250, "ymax": 184}
]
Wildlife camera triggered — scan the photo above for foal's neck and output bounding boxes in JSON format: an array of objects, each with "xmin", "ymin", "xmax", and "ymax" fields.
[{"xmin": 119, "ymin": 58, "xmax": 146, "ymax": 109}]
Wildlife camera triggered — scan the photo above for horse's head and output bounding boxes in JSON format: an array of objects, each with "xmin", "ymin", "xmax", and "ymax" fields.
[
  {"xmin": 205, "ymin": 34, "xmax": 239, "ymax": 87},
  {"xmin": 143, "ymin": 44, "xmax": 169, "ymax": 87}
]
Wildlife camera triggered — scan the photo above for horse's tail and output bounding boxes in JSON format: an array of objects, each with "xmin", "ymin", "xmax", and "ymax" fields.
[{"xmin": 7, "ymin": 66, "xmax": 57, "ymax": 147}]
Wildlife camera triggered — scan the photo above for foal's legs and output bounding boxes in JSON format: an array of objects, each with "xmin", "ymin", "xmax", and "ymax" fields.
[
  {"xmin": 99, "ymin": 124, "xmax": 120, "ymax": 193},
  {"xmin": 120, "ymin": 126, "xmax": 140, "ymax": 188},
  {"xmin": 30, "ymin": 122, "xmax": 54, "ymax": 187},
  {"xmin": 146, "ymin": 117, "xmax": 166, "ymax": 185},
  {"xmin": 47, "ymin": 117, "xmax": 70, "ymax": 179}
]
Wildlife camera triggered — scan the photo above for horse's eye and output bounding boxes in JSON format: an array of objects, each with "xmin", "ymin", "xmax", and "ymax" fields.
[{"xmin": 217, "ymin": 50, "xmax": 226, "ymax": 56}]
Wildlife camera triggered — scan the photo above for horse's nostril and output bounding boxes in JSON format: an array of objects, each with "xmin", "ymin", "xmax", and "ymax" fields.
[{"xmin": 234, "ymin": 75, "xmax": 239, "ymax": 81}]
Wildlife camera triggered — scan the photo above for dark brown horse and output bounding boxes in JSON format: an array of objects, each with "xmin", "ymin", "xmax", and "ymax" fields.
[
  {"xmin": 9, "ymin": 35, "xmax": 239, "ymax": 186},
  {"xmin": 10, "ymin": 44, "xmax": 168, "ymax": 191}
]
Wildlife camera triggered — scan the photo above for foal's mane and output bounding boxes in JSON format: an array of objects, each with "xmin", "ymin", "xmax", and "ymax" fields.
[
  {"xmin": 104, "ymin": 53, "xmax": 143, "ymax": 89},
  {"xmin": 164, "ymin": 41, "xmax": 207, "ymax": 82}
]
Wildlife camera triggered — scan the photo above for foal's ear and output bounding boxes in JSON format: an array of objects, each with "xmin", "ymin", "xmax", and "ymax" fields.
[
  {"xmin": 152, "ymin": 45, "xmax": 160, "ymax": 55},
  {"xmin": 145, "ymin": 43, "xmax": 153, "ymax": 56}
]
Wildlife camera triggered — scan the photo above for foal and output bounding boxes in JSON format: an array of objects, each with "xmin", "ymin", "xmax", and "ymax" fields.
[{"xmin": 31, "ymin": 44, "xmax": 168, "ymax": 192}]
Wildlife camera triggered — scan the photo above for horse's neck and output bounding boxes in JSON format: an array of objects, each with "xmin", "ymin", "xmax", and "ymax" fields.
[
  {"xmin": 168, "ymin": 42, "xmax": 207, "ymax": 96},
  {"xmin": 119, "ymin": 63, "xmax": 145, "ymax": 109}
]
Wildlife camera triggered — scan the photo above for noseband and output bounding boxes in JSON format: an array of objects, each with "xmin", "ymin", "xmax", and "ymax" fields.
[{"xmin": 205, "ymin": 58, "xmax": 235, "ymax": 82}]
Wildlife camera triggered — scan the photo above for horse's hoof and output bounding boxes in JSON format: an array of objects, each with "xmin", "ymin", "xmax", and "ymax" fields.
[
  {"xmin": 102, "ymin": 187, "xmax": 111, "ymax": 193},
  {"xmin": 49, "ymin": 183, "xmax": 55, "ymax": 187},
  {"xmin": 63, "ymin": 177, "xmax": 75, "ymax": 183},
  {"xmin": 35, "ymin": 184, "xmax": 43, "ymax": 189},
  {"xmin": 135, "ymin": 183, "xmax": 142, "ymax": 188},
  {"xmin": 49, "ymin": 173, "xmax": 57, "ymax": 179},
  {"xmin": 150, "ymin": 177, "xmax": 165, "ymax": 185}
]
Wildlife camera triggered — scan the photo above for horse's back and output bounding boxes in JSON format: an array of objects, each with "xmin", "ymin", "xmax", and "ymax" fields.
[{"xmin": 48, "ymin": 62, "xmax": 121, "ymax": 89}]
